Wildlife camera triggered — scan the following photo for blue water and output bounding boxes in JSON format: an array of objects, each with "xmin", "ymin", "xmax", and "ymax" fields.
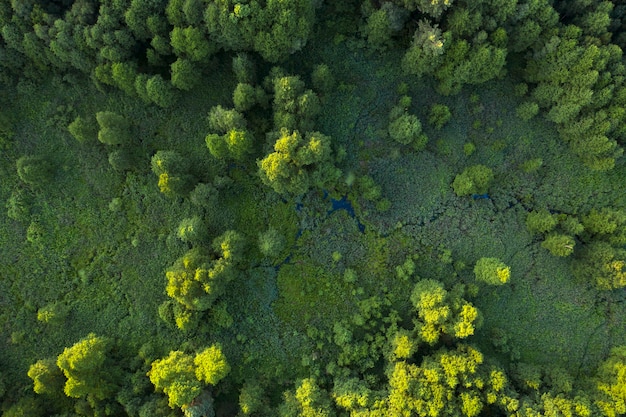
[
  {"xmin": 472, "ymin": 194, "xmax": 490, "ymax": 200},
  {"xmin": 328, "ymin": 196, "xmax": 365, "ymax": 232}
]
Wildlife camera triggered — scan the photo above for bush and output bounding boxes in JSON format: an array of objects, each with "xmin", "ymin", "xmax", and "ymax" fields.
[
  {"xmin": 177, "ymin": 216, "xmax": 207, "ymax": 244},
  {"xmin": 232, "ymin": 53, "xmax": 256, "ymax": 84},
  {"xmin": 428, "ymin": 104, "xmax": 452, "ymax": 129},
  {"xmin": 364, "ymin": 9, "xmax": 392, "ymax": 51},
  {"xmin": 146, "ymin": 75, "xmax": 177, "ymax": 108},
  {"xmin": 451, "ymin": 165, "xmax": 493, "ymax": 196},
  {"xmin": 311, "ymin": 64, "xmax": 335, "ymax": 94},
  {"xmin": 108, "ymin": 150, "xmax": 135, "ymax": 172},
  {"xmin": 516, "ymin": 101, "xmax": 539, "ymax": 121},
  {"xmin": 233, "ymin": 83, "xmax": 258, "ymax": 112},
  {"xmin": 189, "ymin": 183, "xmax": 218, "ymax": 208},
  {"xmin": 526, "ymin": 209, "xmax": 558, "ymax": 234},
  {"xmin": 474, "ymin": 257, "xmax": 510, "ymax": 285},
  {"xmin": 16, "ymin": 156, "xmax": 52, "ymax": 186},
  {"xmin": 68, "ymin": 116, "xmax": 97, "ymax": 143},
  {"xmin": 171, "ymin": 58, "xmax": 201, "ymax": 91},
  {"xmin": 541, "ymin": 234, "xmax": 575, "ymax": 256},
  {"xmin": 258, "ymin": 228, "xmax": 286, "ymax": 259},
  {"xmin": 389, "ymin": 113, "xmax": 422, "ymax": 145},
  {"xmin": 96, "ymin": 111, "xmax": 131, "ymax": 146}
]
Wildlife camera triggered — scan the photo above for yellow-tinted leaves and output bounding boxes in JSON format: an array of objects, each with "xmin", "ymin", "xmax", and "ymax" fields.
[
  {"xmin": 148, "ymin": 351, "xmax": 201, "ymax": 408},
  {"xmin": 194, "ymin": 345, "xmax": 230, "ymax": 386}
]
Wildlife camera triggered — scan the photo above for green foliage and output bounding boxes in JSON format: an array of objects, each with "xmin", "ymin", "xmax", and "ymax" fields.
[
  {"xmin": 148, "ymin": 351, "xmax": 201, "ymax": 408},
  {"xmin": 311, "ymin": 64, "xmax": 336, "ymax": 95},
  {"xmin": 194, "ymin": 345, "xmax": 230, "ymax": 385},
  {"xmin": 27, "ymin": 359, "xmax": 65, "ymax": 396},
  {"xmin": 428, "ymin": 103, "xmax": 452, "ymax": 129},
  {"xmin": 232, "ymin": 53, "xmax": 256, "ymax": 84},
  {"xmin": 165, "ymin": 247, "xmax": 236, "ymax": 311},
  {"xmin": 151, "ymin": 150, "xmax": 195, "ymax": 196},
  {"xmin": 526, "ymin": 209, "xmax": 558, "ymax": 234},
  {"xmin": 381, "ymin": 345, "xmax": 505, "ymax": 417},
  {"xmin": 96, "ymin": 111, "xmax": 131, "ymax": 146},
  {"xmin": 272, "ymin": 75, "xmax": 321, "ymax": 131},
  {"xmin": 474, "ymin": 257, "xmax": 510, "ymax": 285},
  {"xmin": 516, "ymin": 101, "xmax": 539, "ymax": 121},
  {"xmin": 541, "ymin": 234, "xmax": 575, "ymax": 257},
  {"xmin": 171, "ymin": 58, "xmax": 201, "ymax": 91},
  {"xmin": 108, "ymin": 149, "xmax": 136, "ymax": 172},
  {"xmin": 233, "ymin": 82, "xmax": 259, "ymax": 112},
  {"xmin": 1, "ymin": 397, "xmax": 44, "ymax": 417},
  {"xmin": 212, "ymin": 229, "xmax": 246, "ymax": 264},
  {"xmin": 364, "ymin": 9, "xmax": 392, "ymax": 51},
  {"xmin": 208, "ymin": 105, "xmax": 246, "ymax": 133},
  {"xmin": 258, "ymin": 129, "xmax": 341, "ymax": 195},
  {"xmin": 519, "ymin": 158, "xmax": 543, "ymax": 173},
  {"xmin": 189, "ymin": 183, "xmax": 219, "ymax": 208},
  {"xmin": 205, "ymin": 0, "xmax": 315, "ymax": 62},
  {"xmin": 280, "ymin": 378, "xmax": 336, "ymax": 417},
  {"xmin": 6, "ymin": 188, "xmax": 31, "ymax": 221},
  {"xmin": 389, "ymin": 113, "xmax": 423, "ymax": 146},
  {"xmin": 582, "ymin": 208, "xmax": 626, "ymax": 245},
  {"xmin": 177, "ymin": 216, "xmax": 207, "ymax": 244},
  {"xmin": 239, "ymin": 380, "xmax": 268, "ymax": 415},
  {"xmin": 111, "ymin": 62, "xmax": 138, "ymax": 96},
  {"xmin": 451, "ymin": 165, "xmax": 494, "ymax": 196},
  {"xmin": 37, "ymin": 301, "xmax": 69, "ymax": 325},
  {"xmin": 68, "ymin": 116, "xmax": 97, "ymax": 143},
  {"xmin": 146, "ymin": 75, "xmax": 177, "ymax": 108},
  {"xmin": 56, "ymin": 333, "xmax": 117, "ymax": 400},
  {"xmin": 206, "ymin": 128, "xmax": 254, "ymax": 160},
  {"xmin": 16, "ymin": 155, "xmax": 52, "ymax": 186},
  {"xmin": 170, "ymin": 26, "xmax": 215, "ymax": 62},
  {"xmin": 595, "ymin": 346, "xmax": 626, "ymax": 417},
  {"xmin": 402, "ymin": 20, "xmax": 445, "ymax": 77},
  {"xmin": 258, "ymin": 227, "xmax": 286, "ymax": 260},
  {"xmin": 410, "ymin": 280, "xmax": 479, "ymax": 343},
  {"xmin": 574, "ymin": 242, "xmax": 626, "ymax": 290}
]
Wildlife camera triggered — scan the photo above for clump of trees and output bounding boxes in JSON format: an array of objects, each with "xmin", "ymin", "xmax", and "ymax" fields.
[
  {"xmin": 164, "ymin": 230, "xmax": 245, "ymax": 320},
  {"xmin": 150, "ymin": 150, "xmax": 197, "ymax": 197},
  {"xmin": 205, "ymin": 105, "xmax": 255, "ymax": 161},
  {"xmin": 410, "ymin": 280, "xmax": 480, "ymax": 343},
  {"xmin": 474, "ymin": 257, "xmax": 510, "ymax": 285},
  {"xmin": 526, "ymin": 209, "xmax": 582, "ymax": 257},
  {"xmin": 16, "ymin": 155, "xmax": 52, "ymax": 187},
  {"xmin": 388, "ymin": 95, "xmax": 427, "ymax": 150},
  {"xmin": 451, "ymin": 165, "xmax": 493, "ymax": 196},
  {"xmin": 258, "ymin": 128, "xmax": 341, "ymax": 195},
  {"xmin": 148, "ymin": 345, "xmax": 229, "ymax": 410}
]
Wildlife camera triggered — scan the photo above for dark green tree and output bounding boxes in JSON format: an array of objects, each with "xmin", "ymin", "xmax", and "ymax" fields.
[
  {"xmin": 428, "ymin": 104, "xmax": 451, "ymax": 129},
  {"xmin": 171, "ymin": 58, "xmax": 201, "ymax": 91},
  {"xmin": 541, "ymin": 234, "xmax": 575, "ymax": 257},
  {"xmin": 96, "ymin": 111, "xmax": 131, "ymax": 146},
  {"xmin": 16, "ymin": 156, "xmax": 52, "ymax": 186},
  {"xmin": 451, "ymin": 165, "xmax": 494, "ymax": 196}
]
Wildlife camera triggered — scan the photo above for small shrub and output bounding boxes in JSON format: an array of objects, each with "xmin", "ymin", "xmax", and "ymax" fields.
[
  {"xmin": 428, "ymin": 104, "xmax": 452, "ymax": 129},
  {"xmin": 516, "ymin": 101, "xmax": 539, "ymax": 121},
  {"xmin": 474, "ymin": 257, "xmax": 510, "ymax": 285}
]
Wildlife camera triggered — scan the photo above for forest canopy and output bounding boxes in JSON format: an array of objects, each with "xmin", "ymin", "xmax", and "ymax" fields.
[{"xmin": 1, "ymin": 0, "xmax": 626, "ymax": 416}]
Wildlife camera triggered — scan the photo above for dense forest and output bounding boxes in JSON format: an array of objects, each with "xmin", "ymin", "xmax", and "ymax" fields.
[{"xmin": 1, "ymin": 0, "xmax": 626, "ymax": 416}]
